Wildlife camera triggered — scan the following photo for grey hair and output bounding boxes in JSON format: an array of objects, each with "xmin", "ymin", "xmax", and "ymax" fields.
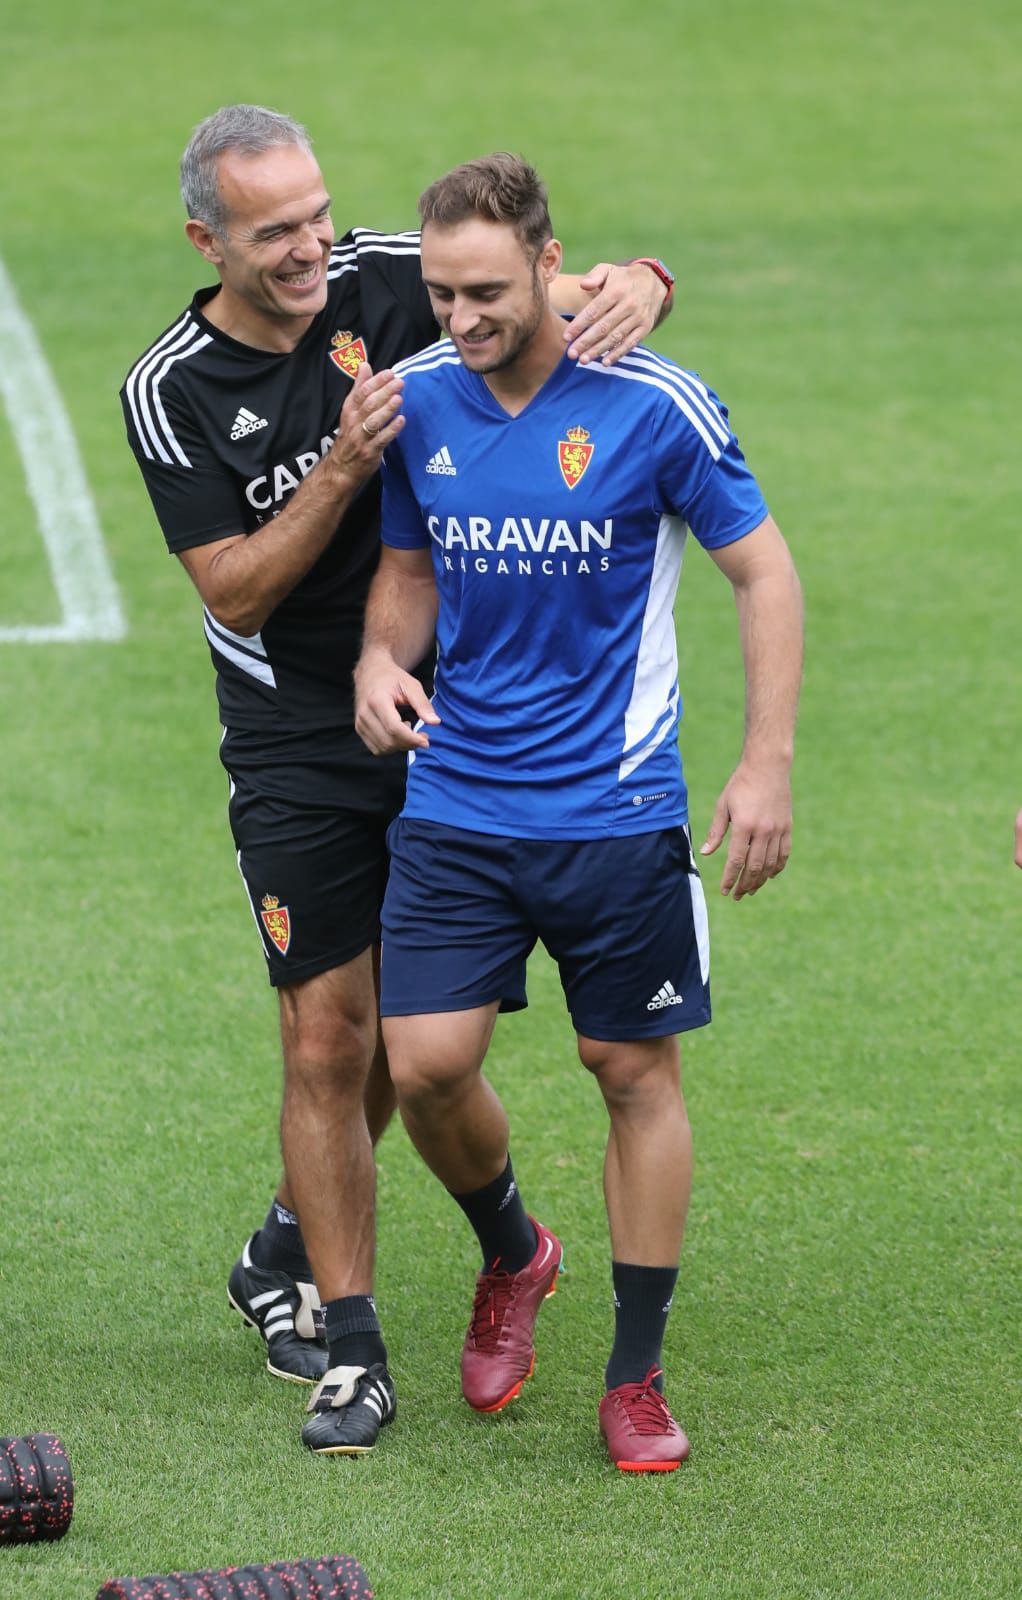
[{"xmin": 180, "ymin": 104, "xmax": 313, "ymax": 236}]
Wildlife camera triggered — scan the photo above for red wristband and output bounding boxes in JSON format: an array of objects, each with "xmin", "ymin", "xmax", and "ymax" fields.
[{"xmin": 630, "ymin": 256, "xmax": 675, "ymax": 307}]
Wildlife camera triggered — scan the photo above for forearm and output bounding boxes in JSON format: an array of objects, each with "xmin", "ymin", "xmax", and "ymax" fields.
[
  {"xmin": 652, "ymin": 287, "xmax": 673, "ymax": 330},
  {"xmin": 359, "ymin": 556, "xmax": 438, "ymax": 674},
  {"xmin": 550, "ymin": 271, "xmax": 600, "ymax": 315},
  {"xmin": 733, "ymin": 563, "xmax": 804, "ymax": 767},
  {"xmin": 201, "ymin": 457, "xmax": 363, "ymax": 635},
  {"xmin": 354, "ymin": 546, "xmax": 439, "ymax": 754},
  {"xmin": 701, "ymin": 517, "xmax": 802, "ymax": 896},
  {"xmin": 189, "ymin": 360, "xmax": 404, "ymax": 636}
]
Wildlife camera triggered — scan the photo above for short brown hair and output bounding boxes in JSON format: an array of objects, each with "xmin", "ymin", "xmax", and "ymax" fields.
[{"xmin": 418, "ymin": 153, "xmax": 552, "ymax": 261}]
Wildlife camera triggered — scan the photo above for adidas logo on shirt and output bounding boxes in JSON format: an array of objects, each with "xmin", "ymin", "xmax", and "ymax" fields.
[
  {"xmin": 647, "ymin": 980, "xmax": 684, "ymax": 1011},
  {"xmin": 231, "ymin": 406, "xmax": 269, "ymax": 440},
  {"xmin": 425, "ymin": 445, "xmax": 457, "ymax": 475}
]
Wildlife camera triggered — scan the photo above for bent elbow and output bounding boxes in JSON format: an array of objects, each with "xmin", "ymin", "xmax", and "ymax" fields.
[{"xmin": 204, "ymin": 600, "xmax": 268, "ymax": 642}]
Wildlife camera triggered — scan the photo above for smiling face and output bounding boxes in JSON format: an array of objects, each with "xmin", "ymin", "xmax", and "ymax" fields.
[
  {"xmin": 185, "ymin": 143, "xmax": 334, "ymax": 350},
  {"xmin": 421, "ymin": 216, "xmax": 562, "ymax": 379}
]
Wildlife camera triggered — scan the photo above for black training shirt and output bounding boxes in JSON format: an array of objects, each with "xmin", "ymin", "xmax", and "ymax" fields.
[{"xmin": 121, "ymin": 228, "xmax": 437, "ymax": 732}]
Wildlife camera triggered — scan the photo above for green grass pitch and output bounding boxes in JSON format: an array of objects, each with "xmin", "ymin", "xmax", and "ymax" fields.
[{"xmin": 1, "ymin": 1, "xmax": 1019, "ymax": 1596}]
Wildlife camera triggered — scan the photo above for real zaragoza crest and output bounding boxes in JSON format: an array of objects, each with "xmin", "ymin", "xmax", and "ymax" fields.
[
  {"xmin": 260, "ymin": 894, "xmax": 291, "ymax": 956},
  {"xmin": 328, "ymin": 330, "xmax": 368, "ymax": 377},
  {"xmin": 558, "ymin": 426, "xmax": 594, "ymax": 490}
]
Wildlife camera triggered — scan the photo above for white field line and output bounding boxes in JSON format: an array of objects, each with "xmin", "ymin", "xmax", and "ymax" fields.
[{"xmin": 0, "ymin": 255, "xmax": 126, "ymax": 643}]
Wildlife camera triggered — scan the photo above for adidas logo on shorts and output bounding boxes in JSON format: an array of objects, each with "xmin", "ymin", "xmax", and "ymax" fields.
[
  {"xmin": 647, "ymin": 980, "xmax": 684, "ymax": 1011},
  {"xmin": 425, "ymin": 444, "xmax": 457, "ymax": 475},
  {"xmin": 231, "ymin": 406, "xmax": 269, "ymax": 440}
]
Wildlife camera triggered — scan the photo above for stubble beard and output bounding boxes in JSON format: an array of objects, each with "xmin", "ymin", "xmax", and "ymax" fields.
[{"xmin": 463, "ymin": 272, "xmax": 546, "ymax": 375}]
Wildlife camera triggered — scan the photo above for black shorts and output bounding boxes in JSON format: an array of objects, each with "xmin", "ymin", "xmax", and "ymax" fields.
[{"xmin": 220, "ymin": 725, "xmax": 407, "ymax": 987}]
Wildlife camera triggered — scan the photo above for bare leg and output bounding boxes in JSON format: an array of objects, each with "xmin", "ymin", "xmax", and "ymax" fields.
[
  {"xmin": 270, "ymin": 946, "xmax": 394, "ymax": 1215},
  {"xmin": 582, "ymin": 1034, "xmax": 692, "ymax": 1463},
  {"xmin": 578, "ymin": 1034, "xmax": 691, "ymax": 1265},
  {"xmin": 278, "ymin": 951, "xmax": 380, "ymax": 1301},
  {"xmin": 271, "ymin": 1049, "xmax": 392, "ymax": 1211},
  {"xmin": 386, "ymin": 1006, "xmax": 554, "ymax": 1416},
  {"xmin": 383, "ymin": 1006, "xmax": 503, "ymax": 1192}
]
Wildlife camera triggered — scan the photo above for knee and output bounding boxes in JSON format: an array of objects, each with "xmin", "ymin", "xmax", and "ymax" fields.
[
  {"xmin": 579, "ymin": 1038, "xmax": 683, "ymax": 1119},
  {"xmin": 382, "ymin": 1012, "xmax": 492, "ymax": 1116},
  {"xmin": 283, "ymin": 1007, "xmax": 376, "ymax": 1098},
  {"xmin": 385, "ymin": 1040, "xmax": 476, "ymax": 1114}
]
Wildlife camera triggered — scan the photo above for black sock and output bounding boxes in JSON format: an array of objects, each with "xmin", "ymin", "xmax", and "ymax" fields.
[
  {"xmin": 324, "ymin": 1294, "xmax": 387, "ymax": 1372},
  {"xmin": 604, "ymin": 1261, "xmax": 679, "ymax": 1392},
  {"xmin": 248, "ymin": 1199, "xmax": 313, "ymax": 1280},
  {"xmin": 451, "ymin": 1156, "xmax": 537, "ymax": 1273}
]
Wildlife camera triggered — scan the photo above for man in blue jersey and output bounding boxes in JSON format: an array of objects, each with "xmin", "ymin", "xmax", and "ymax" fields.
[{"xmin": 351, "ymin": 154, "xmax": 803, "ymax": 1471}]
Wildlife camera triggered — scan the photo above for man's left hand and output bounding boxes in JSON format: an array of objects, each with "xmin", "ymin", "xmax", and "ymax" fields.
[
  {"xmin": 562, "ymin": 262, "xmax": 670, "ymax": 366},
  {"xmin": 700, "ymin": 760, "xmax": 793, "ymax": 900}
]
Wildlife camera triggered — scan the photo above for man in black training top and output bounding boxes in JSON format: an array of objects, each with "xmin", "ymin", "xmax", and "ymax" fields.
[{"xmin": 120, "ymin": 103, "xmax": 674, "ymax": 1455}]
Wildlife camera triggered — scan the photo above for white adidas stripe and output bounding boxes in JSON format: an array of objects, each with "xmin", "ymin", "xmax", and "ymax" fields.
[
  {"xmin": 617, "ymin": 350, "xmax": 731, "ymax": 445},
  {"xmin": 585, "ymin": 359, "xmax": 727, "ymax": 460},
  {"xmin": 203, "ymin": 612, "xmax": 277, "ymax": 687},
  {"xmin": 124, "ymin": 312, "xmax": 191, "ymax": 460},
  {"xmin": 329, "ymin": 229, "xmax": 419, "ymax": 257},
  {"xmin": 328, "ymin": 230, "xmax": 422, "ymax": 278},
  {"xmin": 619, "ymin": 686, "xmax": 680, "ymax": 782},
  {"xmin": 125, "ymin": 316, "xmax": 212, "ymax": 467},
  {"xmin": 236, "ymin": 849, "xmax": 272, "ymax": 962},
  {"xmin": 248, "ymin": 1288, "xmax": 284, "ymax": 1311},
  {"xmin": 263, "ymin": 1312, "xmax": 295, "ymax": 1336},
  {"xmin": 394, "ymin": 340, "xmax": 461, "ymax": 378},
  {"xmin": 145, "ymin": 333, "xmax": 213, "ymax": 466},
  {"xmin": 203, "ymin": 608, "xmax": 269, "ymax": 658},
  {"xmin": 351, "ymin": 227, "xmax": 422, "ymax": 254}
]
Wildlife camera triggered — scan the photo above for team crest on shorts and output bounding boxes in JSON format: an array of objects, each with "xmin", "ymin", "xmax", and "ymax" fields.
[
  {"xmin": 558, "ymin": 426, "xmax": 594, "ymax": 490},
  {"xmin": 328, "ymin": 330, "xmax": 368, "ymax": 377},
  {"xmin": 260, "ymin": 894, "xmax": 291, "ymax": 956}
]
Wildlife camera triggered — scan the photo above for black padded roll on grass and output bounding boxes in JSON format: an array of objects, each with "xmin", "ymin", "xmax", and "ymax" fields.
[
  {"xmin": 95, "ymin": 1552, "xmax": 374, "ymax": 1598},
  {"xmin": 0, "ymin": 1432, "xmax": 74, "ymax": 1544}
]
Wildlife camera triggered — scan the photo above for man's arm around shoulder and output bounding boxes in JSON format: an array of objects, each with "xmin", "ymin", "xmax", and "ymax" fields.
[{"xmin": 551, "ymin": 258, "xmax": 674, "ymax": 366}]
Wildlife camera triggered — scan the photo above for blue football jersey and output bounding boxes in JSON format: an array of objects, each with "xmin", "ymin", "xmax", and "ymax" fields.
[{"xmin": 380, "ymin": 337, "xmax": 768, "ymax": 839}]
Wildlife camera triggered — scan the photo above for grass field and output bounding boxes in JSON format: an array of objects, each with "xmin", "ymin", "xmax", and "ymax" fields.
[{"xmin": 2, "ymin": 2, "xmax": 1019, "ymax": 1596}]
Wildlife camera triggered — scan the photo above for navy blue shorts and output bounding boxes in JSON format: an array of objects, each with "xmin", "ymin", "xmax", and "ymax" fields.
[{"xmin": 380, "ymin": 819, "xmax": 711, "ymax": 1040}]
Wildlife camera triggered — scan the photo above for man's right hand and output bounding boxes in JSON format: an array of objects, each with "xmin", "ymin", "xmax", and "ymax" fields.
[
  {"xmin": 326, "ymin": 361, "xmax": 405, "ymax": 484},
  {"xmin": 178, "ymin": 362, "xmax": 406, "ymax": 638},
  {"xmin": 354, "ymin": 648, "xmax": 440, "ymax": 755}
]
